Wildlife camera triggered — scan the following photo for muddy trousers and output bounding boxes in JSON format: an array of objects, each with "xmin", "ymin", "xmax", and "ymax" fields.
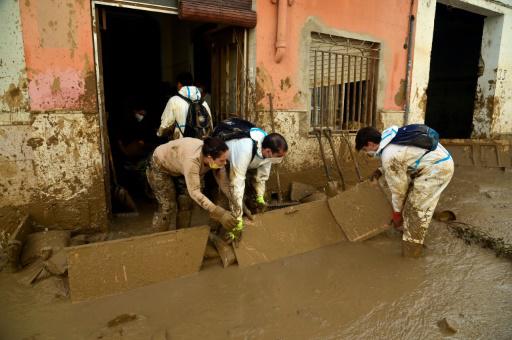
[
  {"xmin": 146, "ymin": 157, "xmax": 193, "ymax": 231},
  {"xmin": 402, "ymin": 159, "xmax": 454, "ymax": 244}
]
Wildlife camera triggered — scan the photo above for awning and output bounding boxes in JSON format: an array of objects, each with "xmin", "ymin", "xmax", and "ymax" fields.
[{"xmin": 178, "ymin": 0, "xmax": 256, "ymax": 28}]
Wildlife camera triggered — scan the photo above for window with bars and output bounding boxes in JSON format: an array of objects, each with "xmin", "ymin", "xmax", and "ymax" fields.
[{"xmin": 309, "ymin": 33, "xmax": 380, "ymax": 133}]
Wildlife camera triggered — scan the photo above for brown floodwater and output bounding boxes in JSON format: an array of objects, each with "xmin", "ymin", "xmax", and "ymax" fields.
[{"xmin": 1, "ymin": 167, "xmax": 511, "ymax": 339}]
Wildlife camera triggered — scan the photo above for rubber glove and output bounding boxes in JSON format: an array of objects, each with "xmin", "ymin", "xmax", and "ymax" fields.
[
  {"xmin": 392, "ymin": 211, "xmax": 403, "ymax": 229},
  {"xmin": 210, "ymin": 206, "xmax": 238, "ymax": 230},
  {"xmin": 226, "ymin": 218, "xmax": 244, "ymax": 243}
]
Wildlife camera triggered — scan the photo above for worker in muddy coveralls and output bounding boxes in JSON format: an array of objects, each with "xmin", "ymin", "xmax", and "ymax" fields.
[
  {"xmin": 146, "ymin": 137, "xmax": 238, "ymax": 232},
  {"xmin": 156, "ymin": 72, "xmax": 213, "ymax": 140},
  {"xmin": 355, "ymin": 126, "xmax": 454, "ymax": 257},
  {"xmin": 223, "ymin": 131, "xmax": 288, "ymax": 241}
]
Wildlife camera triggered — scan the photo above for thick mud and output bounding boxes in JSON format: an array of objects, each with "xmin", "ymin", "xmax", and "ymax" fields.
[{"xmin": 1, "ymin": 167, "xmax": 511, "ymax": 339}]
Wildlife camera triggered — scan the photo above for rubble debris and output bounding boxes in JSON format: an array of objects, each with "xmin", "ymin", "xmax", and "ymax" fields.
[
  {"xmin": 44, "ymin": 248, "xmax": 68, "ymax": 275},
  {"xmin": 447, "ymin": 221, "xmax": 512, "ymax": 260},
  {"xmin": 234, "ymin": 200, "xmax": 345, "ymax": 267},
  {"xmin": 35, "ymin": 276, "xmax": 70, "ymax": 299},
  {"xmin": 437, "ymin": 317, "xmax": 459, "ymax": 334},
  {"xmin": 17, "ymin": 259, "xmax": 51, "ymax": 286},
  {"xmin": 209, "ymin": 233, "xmax": 236, "ymax": 268},
  {"xmin": 327, "ymin": 180, "xmax": 392, "ymax": 242},
  {"xmin": 5, "ymin": 215, "xmax": 32, "ymax": 272},
  {"xmin": 204, "ymin": 244, "xmax": 220, "ymax": 259},
  {"xmin": 300, "ymin": 192, "xmax": 327, "ymax": 203},
  {"xmin": 67, "ymin": 226, "xmax": 209, "ymax": 302},
  {"xmin": 290, "ymin": 182, "xmax": 317, "ymax": 201},
  {"xmin": 433, "ymin": 210, "xmax": 456, "ymax": 222},
  {"xmin": 20, "ymin": 230, "xmax": 70, "ymax": 267},
  {"xmin": 107, "ymin": 313, "xmax": 138, "ymax": 328}
]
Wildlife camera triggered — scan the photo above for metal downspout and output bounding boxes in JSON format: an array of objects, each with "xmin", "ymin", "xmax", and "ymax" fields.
[
  {"xmin": 404, "ymin": 0, "xmax": 415, "ymax": 125},
  {"xmin": 272, "ymin": 0, "xmax": 294, "ymax": 63}
]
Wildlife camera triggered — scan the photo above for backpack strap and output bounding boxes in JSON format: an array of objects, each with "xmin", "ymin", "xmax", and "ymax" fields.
[{"xmin": 177, "ymin": 92, "xmax": 204, "ymax": 104}]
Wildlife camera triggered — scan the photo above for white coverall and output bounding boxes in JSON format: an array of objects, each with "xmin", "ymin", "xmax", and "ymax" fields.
[
  {"xmin": 377, "ymin": 126, "xmax": 454, "ymax": 245},
  {"xmin": 158, "ymin": 85, "xmax": 213, "ymax": 139},
  {"xmin": 225, "ymin": 128, "xmax": 272, "ymax": 218}
]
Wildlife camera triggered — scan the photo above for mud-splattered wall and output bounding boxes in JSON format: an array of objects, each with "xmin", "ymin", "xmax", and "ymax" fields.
[
  {"xmin": 0, "ymin": 0, "xmax": 106, "ymax": 231},
  {"xmin": 410, "ymin": 0, "xmax": 512, "ymax": 138},
  {"xmin": 253, "ymin": 0, "xmax": 414, "ymax": 172}
]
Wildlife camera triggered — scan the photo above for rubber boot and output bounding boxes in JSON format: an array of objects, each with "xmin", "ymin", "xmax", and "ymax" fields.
[
  {"xmin": 402, "ymin": 240, "xmax": 423, "ymax": 258},
  {"xmin": 176, "ymin": 195, "xmax": 193, "ymax": 229}
]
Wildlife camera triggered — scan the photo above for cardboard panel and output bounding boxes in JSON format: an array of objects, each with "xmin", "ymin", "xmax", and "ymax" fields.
[
  {"xmin": 234, "ymin": 200, "xmax": 346, "ymax": 267},
  {"xmin": 67, "ymin": 226, "xmax": 209, "ymax": 302},
  {"xmin": 328, "ymin": 180, "xmax": 392, "ymax": 242}
]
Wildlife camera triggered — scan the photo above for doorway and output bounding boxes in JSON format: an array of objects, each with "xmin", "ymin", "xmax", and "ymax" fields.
[
  {"xmin": 94, "ymin": 4, "xmax": 247, "ymax": 216},
  {"xmin": 425, "ymin": 3, "xmax": 485, "ymax": 138}
]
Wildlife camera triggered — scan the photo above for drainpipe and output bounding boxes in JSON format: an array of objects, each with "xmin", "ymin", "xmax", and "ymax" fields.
[
  {"xmin": 404, "ymin": 0, "xmax": 415, "ymax": 125},
  {"xmin": 271, "ymin": 0, "xmax": 294, "ymax": 63}
]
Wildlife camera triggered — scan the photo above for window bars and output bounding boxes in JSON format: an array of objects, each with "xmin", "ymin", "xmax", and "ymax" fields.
[{"xmin": 309, "ymin": 33, "xmax": 380, "ymax": 133}]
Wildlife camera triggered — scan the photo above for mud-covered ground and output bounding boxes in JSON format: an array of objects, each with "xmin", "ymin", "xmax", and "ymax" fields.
[{"xmin": 1, "ymin": 166, "xmax": 511, "ymax": 339}]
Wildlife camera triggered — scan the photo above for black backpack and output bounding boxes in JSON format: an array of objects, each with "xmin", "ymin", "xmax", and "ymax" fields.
[
  {"xmin": 212, "ymin": 117, "xmax": 261, "ymax": 160},
  {"xmin": 390, "ymin": 124, "xmax": 439, "ymax": 151},
  {"xmin": 177, "ymin": 93, "xmax": 211, "ymax": 139}
]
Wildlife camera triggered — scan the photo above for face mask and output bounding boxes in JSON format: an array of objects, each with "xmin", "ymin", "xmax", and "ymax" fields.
[
  {"xmin": 366, "ymin": 151, "xmax": 381, "ymax": 158},
  {"xmin": 209, "ymin": 161, "xmax": 221, "ymax": 169},
  {"xmin": 268, "ymin": 157, "xmax": 283, "ymax": 164},
  {"xmin": 135, "ymin": 113, "xmax": 144, "ymax": 122}
]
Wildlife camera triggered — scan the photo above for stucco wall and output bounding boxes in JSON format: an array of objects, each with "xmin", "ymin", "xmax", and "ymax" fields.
[
  {"xmin": 254, "ymin": 0, "xmax": 414, "ymax": 171},
  {"xmin": 410, "ymin": 0, "xmax": 512, "ymax": 138},
  {"xmin": 0, "ymin": 0, "xmax": 107, "ymax": 231}
]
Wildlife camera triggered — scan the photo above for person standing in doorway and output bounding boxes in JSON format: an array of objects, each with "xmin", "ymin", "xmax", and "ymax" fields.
[
  {"xmin": 157, "ymin": 72, "xmax": 213, "ymax": 140},
  {"xmin": 355, "ymin": 125, "xmax": 454, "ymax": 257}
]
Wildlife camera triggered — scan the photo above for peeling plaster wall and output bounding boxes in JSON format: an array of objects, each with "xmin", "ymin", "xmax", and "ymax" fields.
[
  {"xmin": 0, "ymin": 0, "xmax": 106, "ymax": 231},
  {"xmin": 254, "ymin": 0, "xmax": 414, "ymax": 172},
  {"xmin": 410, "ymin": 0, "xmax": 512, "ymax": 138}
]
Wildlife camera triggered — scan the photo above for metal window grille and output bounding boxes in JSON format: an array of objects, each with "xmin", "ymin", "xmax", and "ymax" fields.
[{"xmin": 309, "ymin": 33, "xmax": 380, "ymax": 133}]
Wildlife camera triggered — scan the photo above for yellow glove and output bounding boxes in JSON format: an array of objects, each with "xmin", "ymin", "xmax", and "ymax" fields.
[{"xmin": 226, "ymin": 218, "xmax": 244, "ymax": 242}]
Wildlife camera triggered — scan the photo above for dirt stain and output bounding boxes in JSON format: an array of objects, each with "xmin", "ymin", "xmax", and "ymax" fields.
[
  {"xmin": 280, "ymin": 77, "xmax": 291, "ymax": 91},
  {"xmin": 50, "ymin": 77, "xmax": 61, "ymax": 95},
  {"xmin": 418, "ymin": 90, "xmax": 428, "ymax": 114},
  {"xmin": 1, "ymin": 84, "xmax": 23, "ymax": 110},
  {"xmin": 26, "ymin": 137, "xmax": 44, "ymax": 150},
  {"xmin": 394, "ymin": 79, "xmax": 406, "ymax": 107}
]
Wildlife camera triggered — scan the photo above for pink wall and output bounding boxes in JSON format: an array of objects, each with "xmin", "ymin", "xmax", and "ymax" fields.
[
  {"xmin": 19, "ymin": 0, "xmax": 97, "ymax": 113},
  {"xmin": 256, "ymin": 0, "xmax": 414, "ymax": 112}
]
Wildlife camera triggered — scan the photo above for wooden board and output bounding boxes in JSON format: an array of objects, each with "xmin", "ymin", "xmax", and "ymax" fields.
[
  {"xmin": 234, "ymin": 200, "xmax": 346, "ymax": 267},
  {"xmin": 327, "ymin": 180, "xmax": 392, "ymax": 242},
  {"xmin": 67, "ymin": 226, "xmax": 209, "ymax": 302}
]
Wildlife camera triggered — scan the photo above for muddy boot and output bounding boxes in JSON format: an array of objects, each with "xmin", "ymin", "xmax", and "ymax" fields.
[
  {"xmin": 152, "ymin": 211, "xmax": 175, "ymax": 232},
  {"xmin": 176, "ymin": 195, "xmax": 193, "ymax": 229},
  {"xmin": 402, "ymin": 240, "xmax": 423, "ymax": 258}
]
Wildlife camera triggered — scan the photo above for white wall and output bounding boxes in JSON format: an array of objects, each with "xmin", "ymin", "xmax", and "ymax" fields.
[{"xmin": 410, "ymin": 0, "xmax": 512, "ymax": 138}]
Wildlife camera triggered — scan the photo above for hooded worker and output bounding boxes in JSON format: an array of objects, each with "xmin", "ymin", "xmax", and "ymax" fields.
[
  {"xmin": 146, "ymin": 136, "xmax": 237, "ymax": 232},
  {"xmin": 355, "ymin": 125, "xmax": 454, "ymax": 257},
  {"xmin": 223, "ymin": 130, "xmax": 288, "ymax": 240},
  {"xmin": 157, "ymin": 72, "xmax": 213, "ymax": 140}
]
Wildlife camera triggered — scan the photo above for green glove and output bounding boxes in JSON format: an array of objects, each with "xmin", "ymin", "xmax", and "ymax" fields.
[
  {"xmin": 226, "ymin": 218, "xmax": 244, "ymax": 241},
  {"xmin": 255, "ymin": 195, "xmax": 266, "ymax": 205}
]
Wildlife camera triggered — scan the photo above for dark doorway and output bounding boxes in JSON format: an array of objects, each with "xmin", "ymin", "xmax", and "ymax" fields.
[{"xmin": 425, "ymin": 4, "xmax": 484, "ymax": 138}]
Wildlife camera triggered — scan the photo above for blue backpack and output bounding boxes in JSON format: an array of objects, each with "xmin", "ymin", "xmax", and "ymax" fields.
[{"xmin": 390, "ymin": 124, "xmax": 439, "ymax": 151}]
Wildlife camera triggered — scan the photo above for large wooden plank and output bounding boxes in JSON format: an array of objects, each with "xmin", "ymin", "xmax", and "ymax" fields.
[
  {"xmin": 67, "ymin": 226, "xmax": 209, "ymax": 302},
  {"xmin": 328, "ymin": 180, "xmax": 392, "ymax": 242},
  {"xmin": 234, "ymin": 200, "xmax": 346, "ymax": 267}
]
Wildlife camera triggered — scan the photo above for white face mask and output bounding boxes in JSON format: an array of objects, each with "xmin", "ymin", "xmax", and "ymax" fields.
[
  {"xmin": 135, "ymin": 113, "xmax": 144, "ymax": 122},
  {"xmin": 268, "ymin": 157, "xmax": 284, "ymax": 164}
]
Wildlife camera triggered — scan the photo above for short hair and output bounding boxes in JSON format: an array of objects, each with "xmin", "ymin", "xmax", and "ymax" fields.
[
  {"xmin": 355, "ymin": 127, "xmax": 381, "ymax": 151},
  {"xmin": 176, "ymin": 72, "xmax": 193, "ymax": 87},
  {"xmin": 202, "ymin": 137, "xmax": 228, "ymax": 159},
  {"xmin": 262, "ymin": 133, "xmax": 288, "ymax": 154}
]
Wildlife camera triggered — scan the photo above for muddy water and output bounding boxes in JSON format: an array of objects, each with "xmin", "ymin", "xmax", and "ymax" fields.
[{"xmin": 1, "ymin": 167, "xmax": 512, "ymax": 339}]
